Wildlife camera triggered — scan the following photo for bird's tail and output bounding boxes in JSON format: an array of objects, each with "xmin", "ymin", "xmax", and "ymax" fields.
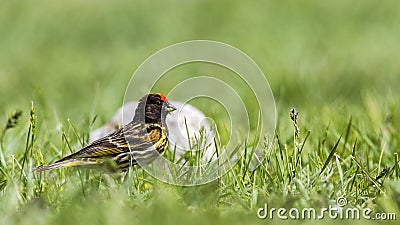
[{"xmin": 33, "ymin": 159, "xmax": 98, "ymax": 172}]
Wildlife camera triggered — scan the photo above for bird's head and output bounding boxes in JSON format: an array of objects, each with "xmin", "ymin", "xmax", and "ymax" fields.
[{"xmin": 135, "ymin": 93, "xmax": 176, "ymax": 123}]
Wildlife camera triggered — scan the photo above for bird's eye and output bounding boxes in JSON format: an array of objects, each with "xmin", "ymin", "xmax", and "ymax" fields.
[{"xmin": 156, "ymin": 100, "xmax": 162, "ymax": 105}]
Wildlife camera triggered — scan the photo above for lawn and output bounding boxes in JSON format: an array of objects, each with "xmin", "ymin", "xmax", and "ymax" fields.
[{"xmin": 0, "ymin": 0, "xmax": 399, "ymax": 224}]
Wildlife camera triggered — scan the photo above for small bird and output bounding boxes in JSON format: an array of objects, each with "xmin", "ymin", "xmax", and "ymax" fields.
[{"xmin": 34, "ymin": 93, "xmax": 176, "ymax": 172}]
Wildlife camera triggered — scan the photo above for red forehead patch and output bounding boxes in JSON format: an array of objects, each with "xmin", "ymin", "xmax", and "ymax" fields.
[{"xmin": 156, "ymin": 93, "xmax": 168, "ymax": 102}]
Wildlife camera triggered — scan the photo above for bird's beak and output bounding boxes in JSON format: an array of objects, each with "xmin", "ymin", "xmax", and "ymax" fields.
[{"xmin": 166, "ymin": 102, "xmax": 177, "ymax": 113}]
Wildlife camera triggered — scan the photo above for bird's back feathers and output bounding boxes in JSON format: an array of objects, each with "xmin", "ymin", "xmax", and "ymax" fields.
[{"xmin": 34, "ymin": 122, "xmax": 167, "ymax": 172}]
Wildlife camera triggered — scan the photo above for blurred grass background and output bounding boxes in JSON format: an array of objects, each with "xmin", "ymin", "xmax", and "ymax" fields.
[
  {"xmin": 0, "ymin": 0, "xmax": 399, "ymax": 224},
  {"xmin": 1, "ymin": 0, "xmax": 399, "ymax": 121}
]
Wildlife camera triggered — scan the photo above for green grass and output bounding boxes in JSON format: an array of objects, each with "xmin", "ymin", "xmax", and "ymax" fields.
[
  {"xmin": 1, "ymin": 95, "xmax": 398, "ymax": 225},
  {"xmin": 1, "ymin": 0, "xmax": 400, "ymax": 224}
]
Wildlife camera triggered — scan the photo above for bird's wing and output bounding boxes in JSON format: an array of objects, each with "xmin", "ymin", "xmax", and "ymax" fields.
[{"xmin": 55, "ymin": 122, "xmax": 153, "ymax": 163}]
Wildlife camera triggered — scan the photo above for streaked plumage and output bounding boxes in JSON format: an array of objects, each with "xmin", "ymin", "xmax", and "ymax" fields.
[{"xmin": 34, "ymin": 93, "xmax": 176, "ymax": 172}]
